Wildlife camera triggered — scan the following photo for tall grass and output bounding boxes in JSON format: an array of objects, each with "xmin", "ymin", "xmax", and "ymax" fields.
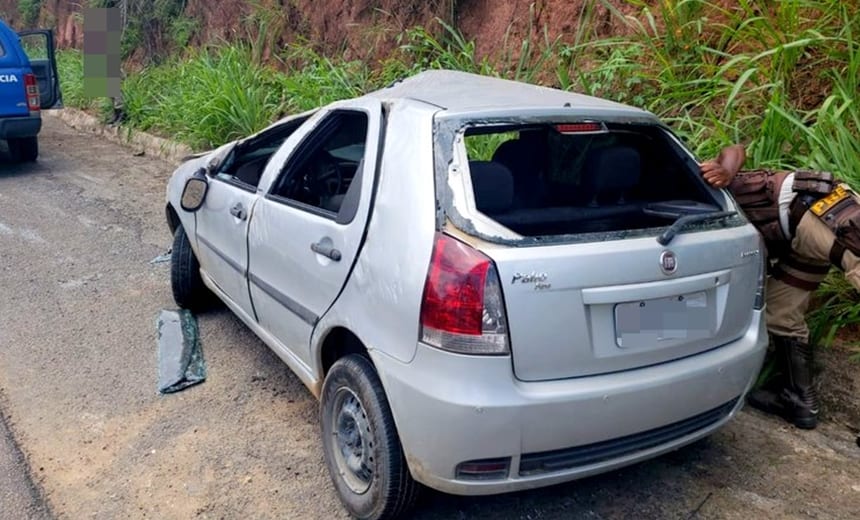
[
  {"xmin": 120, "ymin": 44, "xmax": 284, "ymax": 149},
  {"xmin": 55, "ymin": 49, "xmax": 114, "ymax": 118},
  {"xmin": 55, "ymin": 49, "xmax": 95, "ymax": 110},
  {"xmin": 558, "ymin": 0, "xmax": 859, "ymax": 168}
]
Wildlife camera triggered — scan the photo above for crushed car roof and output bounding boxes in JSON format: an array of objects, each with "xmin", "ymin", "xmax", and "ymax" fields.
[{"xmin": 363, "ymin": 69, "xmax": 655, "ymax": 118}]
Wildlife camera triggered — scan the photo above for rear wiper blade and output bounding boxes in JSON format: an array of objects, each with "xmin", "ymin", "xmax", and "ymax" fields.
[{"xmin": 657, "ymin": 211, "xmax": 737, "ymax": 246}]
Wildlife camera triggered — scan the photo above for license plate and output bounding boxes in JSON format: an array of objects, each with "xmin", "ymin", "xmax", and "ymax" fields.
[
  {"xmin": 811, "ymin": 184, "xmax": 849, "ymax": 216},
  {"xmin": 614, "ymin": 291, "xmax": 714, "ymax": 348}
]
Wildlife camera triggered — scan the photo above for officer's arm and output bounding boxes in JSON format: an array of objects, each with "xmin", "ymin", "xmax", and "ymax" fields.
[
  {"xmin": 715, "ymin": 144, "xmax": 746, "ymax": 178},
  {"xmin": 700, "ymin": 144, "xmax": 746, "ymax": 188}
]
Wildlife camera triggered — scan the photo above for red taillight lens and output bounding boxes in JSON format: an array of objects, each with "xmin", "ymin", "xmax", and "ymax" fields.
[
  {"xmin": 420, "ymin": 233, "xmax": 510, "ymax": 355},
  {"xmin": 555, "ymin": 122, "xmax": 604, "ymax": 134},
  {"xmin": 421, "ymin": 234, "xmax": 489, "ymax": 335},
  {"xmin": 24, "ymin": 73, "xmax": 40, "ymax": 111}
]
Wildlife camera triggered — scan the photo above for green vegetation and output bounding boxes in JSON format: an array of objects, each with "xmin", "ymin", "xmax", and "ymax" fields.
[
  {"xmin": 54, "ymin": 0, "xmax": 860, "ymax": 352},
  {"xmin": 18, "ymin": 0, "xmax": 42, "ymax": 26}
]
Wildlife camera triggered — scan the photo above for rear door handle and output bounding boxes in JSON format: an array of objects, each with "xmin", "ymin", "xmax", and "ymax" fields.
[
  {"xmin": 230, "ymin": 203, "xmax": 246, "ymax": 220},
  {"xmin": 311, "ymin": 241, "xmax": 341, "ymax": 261}
]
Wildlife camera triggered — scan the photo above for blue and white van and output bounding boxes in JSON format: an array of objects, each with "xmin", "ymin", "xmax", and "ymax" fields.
[{"xmin": 0, "ymin": 19, "xmax": 61, "ymax": 162}]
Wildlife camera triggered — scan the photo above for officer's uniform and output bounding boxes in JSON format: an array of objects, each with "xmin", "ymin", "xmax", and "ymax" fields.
[
  {"xmin": 767, "ymin": 174, "xmax": 860, "ymax": 339},
  {"xmin": 728, "ymin": 168, "xmax": 860, "ymax": 428}
]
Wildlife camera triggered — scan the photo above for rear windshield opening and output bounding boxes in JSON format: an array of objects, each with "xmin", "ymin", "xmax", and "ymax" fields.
[{"xmin": 463, "ymin": 122, "xmax": 721, "ymax": 237}]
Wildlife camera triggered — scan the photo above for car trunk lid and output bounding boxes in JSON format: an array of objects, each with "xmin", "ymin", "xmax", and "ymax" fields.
[{"xmin": 478, "ymin": 226, "xmax": 762, "ymax": 380}]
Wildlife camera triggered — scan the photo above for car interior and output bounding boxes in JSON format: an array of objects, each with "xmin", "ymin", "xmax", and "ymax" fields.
[
  {"xmin": 268, "ymin": 110, "xmax": 368, "ymax": 221},
  {"xmin": 214, "ymin": 114, "xmax": 313, "ymax": 190},
  {"xmin": 466, "ymin": 123, "xmax": 722, "ymax": 236}
]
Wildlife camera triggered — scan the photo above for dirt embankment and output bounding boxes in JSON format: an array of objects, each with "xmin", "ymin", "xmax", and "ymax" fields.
[{"xmin": 0, "ymin": 0, "xmax": 638, "ymax": 65}]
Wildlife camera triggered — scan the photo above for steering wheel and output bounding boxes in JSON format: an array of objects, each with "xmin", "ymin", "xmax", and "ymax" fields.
[{"xmin": 309, "ymin": 152, "xmax": 344, "ymax": 198}]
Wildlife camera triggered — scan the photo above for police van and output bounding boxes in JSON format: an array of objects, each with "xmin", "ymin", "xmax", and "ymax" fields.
[{"xmin": 0, "ymin": 19, "xmax": 61, "ymax": 162}]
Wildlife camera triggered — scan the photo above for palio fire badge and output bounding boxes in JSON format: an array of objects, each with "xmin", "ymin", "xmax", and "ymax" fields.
[
  {"xmin": 660, "ymin": 250, "xmax": 677, "ymax": 275},
  {"xmin": 511, "ymin": 272, "xmax": 551, "ymax": 290}
]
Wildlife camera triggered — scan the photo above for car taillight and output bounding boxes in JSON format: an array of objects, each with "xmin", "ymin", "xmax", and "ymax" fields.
[
  {"xmin": 419, "ymin": 232, "xmax": 510, "ymax": 355},
  {"xmin": 24, "ymin": 74, "xmax": 40, "ymax": 112}
]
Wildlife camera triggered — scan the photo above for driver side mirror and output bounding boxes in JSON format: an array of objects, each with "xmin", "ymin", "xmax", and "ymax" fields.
[{"xmin": 180, "ymin": 168, "xmax": 209, "ymax": 212}]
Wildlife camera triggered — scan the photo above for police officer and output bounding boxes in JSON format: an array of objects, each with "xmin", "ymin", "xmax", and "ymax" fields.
[{"xmin": 700, "ymin": 144, "xmax": 860, "ymax": 429}]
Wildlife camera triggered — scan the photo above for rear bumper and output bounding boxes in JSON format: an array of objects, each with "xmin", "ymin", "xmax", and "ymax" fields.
[
  {"xmin": 372, "ymin": 310, "xmax": 767, "ymax": 496},
  {"xmin": 0, "ymin": 115, "xmax": 41, "ymax": 139}
]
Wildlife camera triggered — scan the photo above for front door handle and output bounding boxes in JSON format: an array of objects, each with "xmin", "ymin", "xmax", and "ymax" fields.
[
  {"xmin": 311, "ymin": 241, "xmax": 341, "ymax": 261},
  {"xmin": 230, "ymin": 203, "xmax": 246, "ymax": 220}
]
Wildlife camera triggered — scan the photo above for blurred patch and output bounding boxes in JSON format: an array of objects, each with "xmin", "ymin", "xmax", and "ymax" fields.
[{"xmin": 82, "ymin": 7, "xmax": 122, "ymax": 98}]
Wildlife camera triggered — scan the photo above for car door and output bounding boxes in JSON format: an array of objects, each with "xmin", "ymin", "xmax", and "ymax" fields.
[
  {"xmin": 247, "ymin": 100, "xmax": 382, "ymax": 365},
  {"xmin": 194, "ymin": 171, "xmax": 259, "ymax": 320},
  {"xmin": 17, "ymin": 30, "xmax": 61, "ymax": 109}
]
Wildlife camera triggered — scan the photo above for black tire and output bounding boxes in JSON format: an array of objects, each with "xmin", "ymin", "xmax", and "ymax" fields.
[
  {"xmin": 9, "ymin": 136, "xmax": 38, "ymax": 162},
  {"xmin": 320, "ymin": 354, "xmax": 421, "ymax": 520},
  {"xmin": 170, "ymin": 224, "xmax": 214, "ymax": 311}
]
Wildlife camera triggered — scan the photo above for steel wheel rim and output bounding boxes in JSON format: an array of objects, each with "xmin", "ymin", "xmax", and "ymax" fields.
[{"xmin": 330, "ymin": 387, "xmax": 375, "ymax": 494}]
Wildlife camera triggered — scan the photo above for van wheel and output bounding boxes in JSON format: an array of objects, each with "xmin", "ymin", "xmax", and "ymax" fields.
[
  {"xmin": 170, "ymin": 224, "xmax": 214, "ymax": 311},
  {"xmin": 320, "ymin": 355, "xmax": 420, "ymax": 520},
  {"xmin": 9, "ymin": 137, "xmax": 38, "ymax": 162}
]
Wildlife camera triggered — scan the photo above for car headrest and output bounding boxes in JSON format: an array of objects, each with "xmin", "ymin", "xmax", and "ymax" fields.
[
  {"xmin": 582, "ymin": 145, "xmax": 641, "ymax": 194},
  {"xmin": 492, "ymin": 136, "xmax": 547, "ymax": 179},
  {"xmin": 469, "ymin": 160, "xmax": 514, "ymax": 214},
  {"xmin": 492, "ymin": 140, "xmax": 527, "ymax": 171}
]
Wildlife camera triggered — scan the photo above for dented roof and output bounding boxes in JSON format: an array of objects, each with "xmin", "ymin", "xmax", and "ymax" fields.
[{"xmin": 363, "ymin": 69, "xmax": 656, "ymax": 118}]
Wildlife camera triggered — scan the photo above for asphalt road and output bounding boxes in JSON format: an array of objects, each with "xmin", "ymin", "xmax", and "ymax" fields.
[
  {"xmin": 0, "ymin": 407, "xmax": 51, "ymax": 520},
  {"xmin": 0, "ymin": 116, "xmax": 859, "ymax": 520}
]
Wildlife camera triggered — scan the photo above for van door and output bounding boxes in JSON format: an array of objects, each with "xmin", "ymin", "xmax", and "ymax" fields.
[{"xmin": 17, "ymin": 30, "xmax": 62, "ymax": 109}]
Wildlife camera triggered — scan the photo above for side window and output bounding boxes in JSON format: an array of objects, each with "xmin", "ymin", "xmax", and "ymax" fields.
[
  {"xmin": 19, "ymin": 33, "xmax": 47, "ymax": 60},
  {"xmin": 213, "ymin": 116, "xmax": 311, "ymax": 191},
  {"xmin": 268, "ymin": 110, "xmax": 368, "ymax": 221},
  {"xmin": 0, "ymin": 39, "xmax": 6, "ymax": 58}
]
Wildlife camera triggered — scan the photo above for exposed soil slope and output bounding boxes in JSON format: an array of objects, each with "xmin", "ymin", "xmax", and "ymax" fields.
[{"xmin": 0, "ymin": 0, "xmax": 635, "ymax": 63}]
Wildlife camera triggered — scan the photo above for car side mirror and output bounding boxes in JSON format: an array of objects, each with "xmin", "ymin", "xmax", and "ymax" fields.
[{"xmin": 180, "ymin": 169, "xmax": 209, "ymax": 212}]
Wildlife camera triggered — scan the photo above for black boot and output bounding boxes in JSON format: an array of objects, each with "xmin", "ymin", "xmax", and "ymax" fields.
[
  {"xmin": 747, "ymin": 341, "xmax": 788, "ymax": 416},
  {"xmin": 779, "ymin": 337, "xmax": 819, "ymax": 429},
  {"xmin": 747, "ymin": 335, "xmax": 819, "ymax": 429}
]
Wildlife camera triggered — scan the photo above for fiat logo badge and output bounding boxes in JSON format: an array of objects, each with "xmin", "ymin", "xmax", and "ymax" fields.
[{"xmin": 660, "ymin": 251, "xmax": 677, "ymax": 274}]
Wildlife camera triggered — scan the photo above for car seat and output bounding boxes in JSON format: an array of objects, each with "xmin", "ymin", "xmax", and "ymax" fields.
[
  {"xmin": 579, "ymin": 145, "xmax": 642, "ymax": 206},
  {"xmin": 491, "ymin": 133, "xmax": 549, "ymax": 209},
  {"xmin": 469, "ymin": 161, "xmax": 515, "ymax": 216}
]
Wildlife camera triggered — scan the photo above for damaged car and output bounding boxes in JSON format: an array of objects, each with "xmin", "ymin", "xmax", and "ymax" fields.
[{"xmin": 164, "ymin": 69, "xmax": 768, "ymax": 520}]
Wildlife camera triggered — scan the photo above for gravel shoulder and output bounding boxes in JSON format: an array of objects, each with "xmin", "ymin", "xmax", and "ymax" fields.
[{"xmin": 0, "ymin": 115, "xmax": 858, "ymax": 520}]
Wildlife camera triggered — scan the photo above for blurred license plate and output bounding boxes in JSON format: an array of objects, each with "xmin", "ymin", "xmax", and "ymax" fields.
[{"xmin": 614, "ymin": 291, "xmax": 714, "ymax": 348}]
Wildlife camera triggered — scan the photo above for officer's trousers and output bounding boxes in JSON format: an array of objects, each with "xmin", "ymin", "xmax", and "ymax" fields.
[{"xmin": 766, "ymin": 211, "xmax": 860, "ymax": 342}]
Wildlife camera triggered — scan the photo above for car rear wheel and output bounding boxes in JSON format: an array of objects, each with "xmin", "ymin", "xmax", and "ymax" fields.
[
  {"xmin": 170, "ymin": 224, "xmax": 214, "ymax": 311},
  {"xmin": 320, "ymin": 354, "xmax": 420, "ymax": 520},
  {"xmin": 9, "ymin": 137, "xmax": 38, "ymax": 162}
]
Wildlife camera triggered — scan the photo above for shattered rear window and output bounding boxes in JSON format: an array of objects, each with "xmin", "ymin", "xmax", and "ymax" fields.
[{"xmin": 461, "ymin": 122, "xmax": 725, "ymax": 238}]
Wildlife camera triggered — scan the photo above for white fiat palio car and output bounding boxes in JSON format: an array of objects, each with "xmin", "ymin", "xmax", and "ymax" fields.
[{"xmin": 164, "ymin": 70, "xmax": 768, "ymax": 520}]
